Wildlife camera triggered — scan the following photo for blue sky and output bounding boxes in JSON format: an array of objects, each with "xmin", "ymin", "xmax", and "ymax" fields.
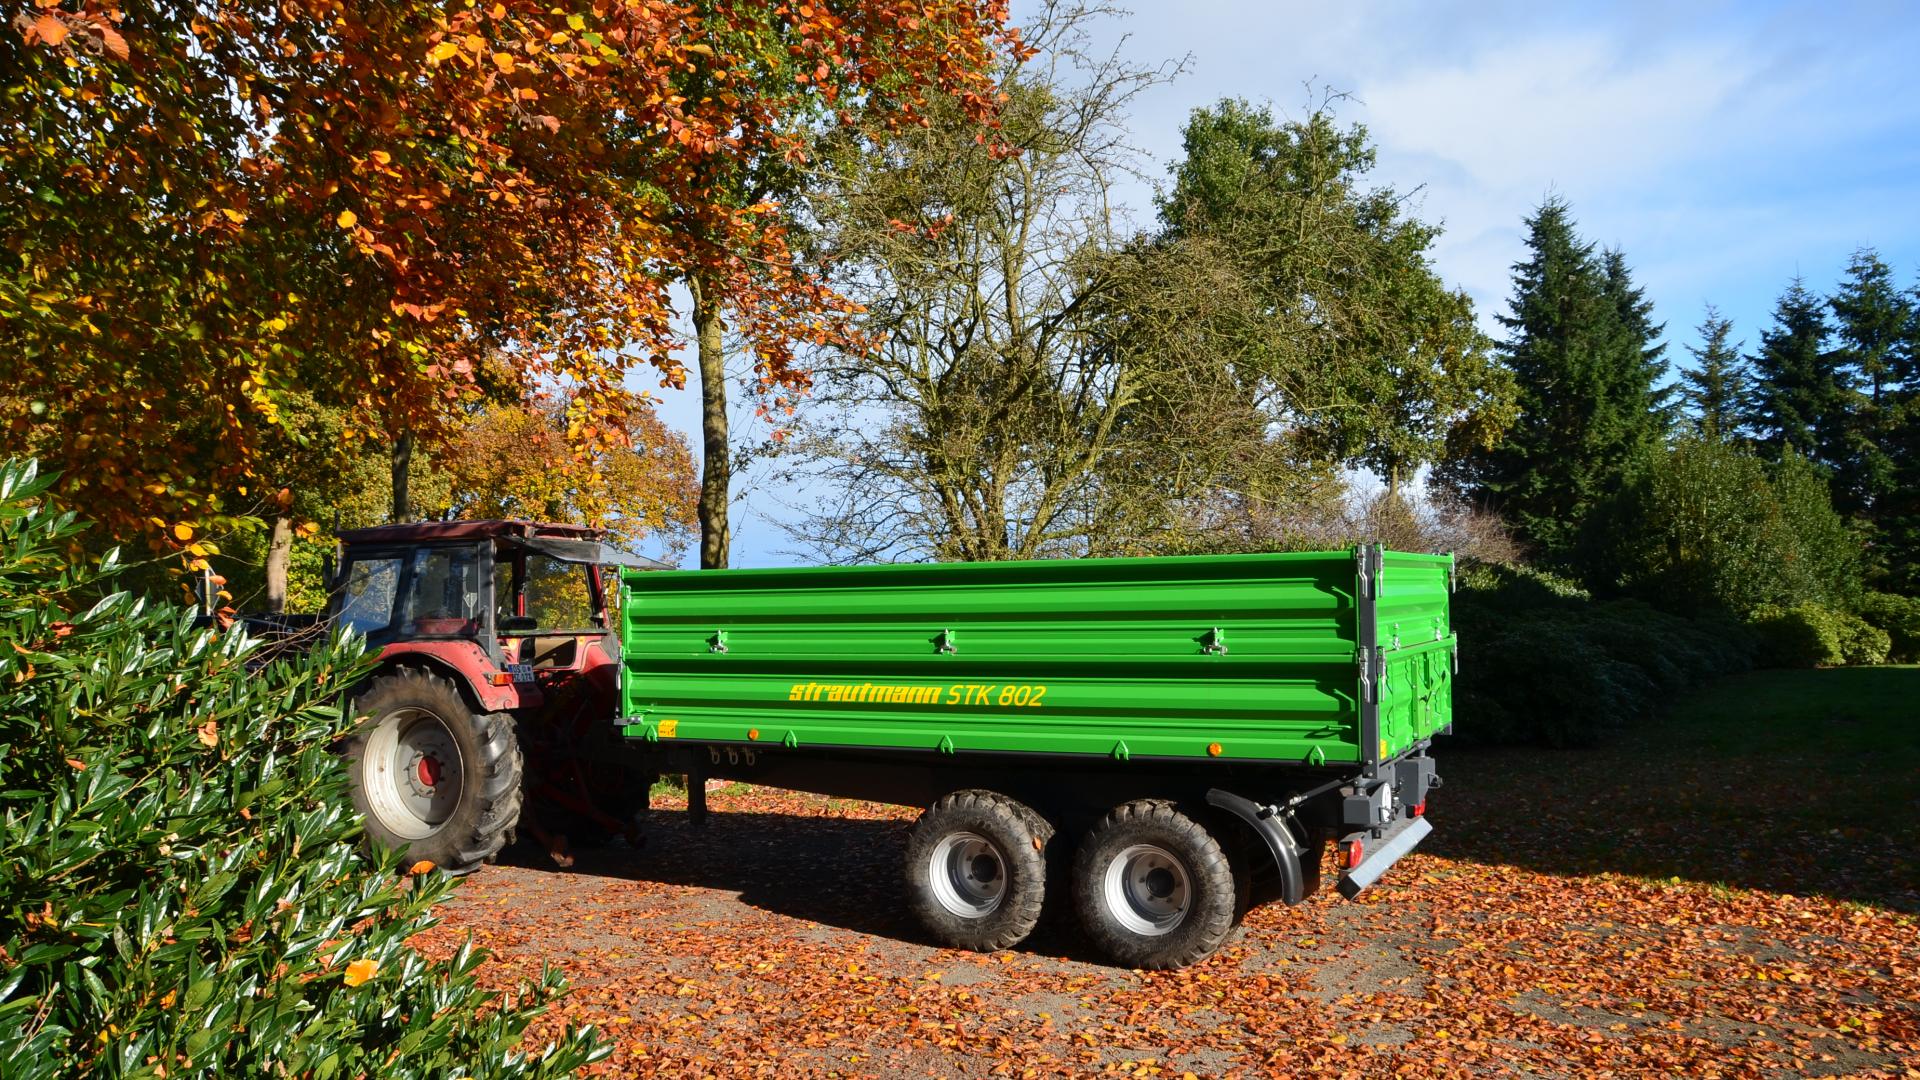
[{"xmin": 639, "ymin": 0, "xmax": 1920, "ymax": 567}]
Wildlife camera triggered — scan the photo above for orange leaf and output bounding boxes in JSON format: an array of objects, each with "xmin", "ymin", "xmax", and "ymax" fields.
[
  {"xmin": 409, "ymin": 860, "xmax": 437, "ymax": 875},
  {"xmin": 491, "ymin": 51, "xmax": 514, "ymax": 73},
  {"xmin": 336, "ymin": 209, "xmax": 358, "ymax": 229},
  {"xmin": 171, "ymin": 522, "xmax": 194, "ymax": 542},
  {"xmin": 342, "ymin": 958, "xmax": 378, "ymax": 987},
  {"xmin": 196, "ymin": 720, "xmax": 218, "ymax": 748},
  {"xmin": 32, "ymin": 15, "xmax": 69, "ymax": 47},
  {"xmin": 97, "ymin": 24, "xmax": 129, "ymax": 61}
]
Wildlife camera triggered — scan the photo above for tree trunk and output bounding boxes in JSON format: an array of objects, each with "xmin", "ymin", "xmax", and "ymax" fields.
[
  {"xmin": 264, "ymin": 514, "xmax": 293, "ymax": 614},
  {"xmin": 692, "ymin": 276, "xmax": 730, "ymax": 569},
  {"xmin": 390, "ymin": 431, "xmax": 414, "ymax": 522}
]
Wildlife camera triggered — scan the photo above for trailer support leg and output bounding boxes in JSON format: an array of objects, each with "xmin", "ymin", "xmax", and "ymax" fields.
[{"xmin": 686, "ymin": 768, "xmax": 708, "ymax": 830}]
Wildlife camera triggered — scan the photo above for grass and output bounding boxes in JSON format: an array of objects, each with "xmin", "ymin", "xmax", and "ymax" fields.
[{"xmin": 1430, "ymin": 665, "xmax": 1920, "ymax": 912}]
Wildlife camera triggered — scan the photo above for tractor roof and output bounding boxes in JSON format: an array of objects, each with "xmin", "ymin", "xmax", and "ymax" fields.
[{"xmin": 335, "ymin": 519, "xmax": 605, "ymax": 546}]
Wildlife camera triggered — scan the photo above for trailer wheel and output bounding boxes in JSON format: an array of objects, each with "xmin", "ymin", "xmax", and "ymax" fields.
[
  {"xmin": 1071, "ymin": 800, "xmax": 1237, "ymax": 969},
  {"xmin": 345, "ymin": 669, "xmax": 524, "ymax": 875},
  {"xmin": 904, "ymin": 791, "xmax": 1052, "ymax": 952}
]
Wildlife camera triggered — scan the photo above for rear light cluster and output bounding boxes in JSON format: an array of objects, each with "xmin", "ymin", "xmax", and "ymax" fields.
[
  {"xmin": 1411, "ymin": 800, "xmax": 1426, "ymax": 818},
  {"xmin": 1336, "ymin": 838, "xmax": 1365, "ymax": 870}
]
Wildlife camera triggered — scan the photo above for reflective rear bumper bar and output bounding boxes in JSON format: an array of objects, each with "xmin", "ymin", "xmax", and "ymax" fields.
[{"xmin": 1337, "ymin": 815, "xmax": 1433, "ymax": 900}]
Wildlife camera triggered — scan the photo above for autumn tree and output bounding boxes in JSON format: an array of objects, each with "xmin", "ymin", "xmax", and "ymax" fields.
[
  {"xmin": 440, "ymin": 394, "xmax": 699, "ymax": 556},
  {"xmin": 3, "ymin": 1, "xmax": 1020, "ymax": 567}
]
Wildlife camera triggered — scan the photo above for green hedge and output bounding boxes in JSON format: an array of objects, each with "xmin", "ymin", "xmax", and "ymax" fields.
[{"xmin": 0, "ymin": 460, "xmax": 606, "ymax": 1079}]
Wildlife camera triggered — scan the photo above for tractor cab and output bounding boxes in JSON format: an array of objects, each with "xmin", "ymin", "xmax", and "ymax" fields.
[
  {"xmin": 326, "ymin": 520, "xmax": 668, "ymax": 872},
  {"xmin": 329, "ymin": 520, "xmax": 666, "ymax": 701}
]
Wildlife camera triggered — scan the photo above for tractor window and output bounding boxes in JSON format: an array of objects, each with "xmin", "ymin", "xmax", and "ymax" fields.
[
  {"xmin": 524, "ymin": 556, "xmax": 597, "ymax": 630},
  {"xmin": 401, "ymin": 546, "xmax": 482, "ymax": 637},
  {"xmin": 494, "ymin": 554, "xmax": 599, "ymax": 632},
  {"xmin": 336, "ymin": 556, "xmax": 402, "ymax": 636}
]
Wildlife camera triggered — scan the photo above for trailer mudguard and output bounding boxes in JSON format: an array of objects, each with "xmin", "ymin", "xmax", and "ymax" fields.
[{"xmin": 1206, "ymin": 788, "xmax": 1309, "ymax": 906}]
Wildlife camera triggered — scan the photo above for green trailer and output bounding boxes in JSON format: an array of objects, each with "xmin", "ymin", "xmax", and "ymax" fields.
[{"xmin": 617, "ymin": 545, "xmax": 1451, "ymax": 968}]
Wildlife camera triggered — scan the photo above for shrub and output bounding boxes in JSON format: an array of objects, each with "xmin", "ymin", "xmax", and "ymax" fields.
[
  {"xmin": 1861, "ymin": 592, "xmax": 1920, "ymax": 662},
  {"xmin": 0, "ymin": 461, "xmax": 606, "ymax": 1079},
  {"xmin": 1600, "ymin": 439, "xmax": 1862, "ymax": 616},
  {"xmin": 1836, "ymin": 611, "xmax": 1892, "ymax": 666},
  {"xmin": 1750, "ymin": 603, "xmax": 1838, "ymax": 667}
]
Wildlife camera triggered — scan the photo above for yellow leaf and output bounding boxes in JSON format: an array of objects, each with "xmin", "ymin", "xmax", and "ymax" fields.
[
  {"xmin": 370, "ymin": 149, "xmax": 391, "ymax": 165},
  {"xmin": 336, "ymin": 210, "xmax": 357, "ymax": 229},
  {"xmin": 343, "ymin": 959, "xmax": 378, "ymax": 987},
  {"xmin": 549, "ymin": 31, "xmax": 570, "ymax": 45},
  {"xmin": 464, "ymin": 34, "xmax": 486, "ymax": 54},
  {"xmin": 684, "ymin": 43, "xmax": 713, "ymax": 56},
  {"xmin": 171, "ymin": 522, "xmax": 194, "ymax": 542},
  {"xmin": 428, "ymin": 39, "xmax": 460, "ymax": 63},
  {"xmin": 221, "ymin": 207, "xmax": 246, "ymax": 223},
  {"xmin": 492, "ymin": 51, "xmax": 514, "ymax": 73}
]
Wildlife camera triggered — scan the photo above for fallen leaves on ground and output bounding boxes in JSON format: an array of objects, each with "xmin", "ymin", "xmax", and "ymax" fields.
[{"xmin": 411, "ymin": 770, "xmax": 1918, "ymax": 1079}]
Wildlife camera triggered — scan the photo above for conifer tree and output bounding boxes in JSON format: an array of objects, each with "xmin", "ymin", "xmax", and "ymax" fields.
[
  {"xmin": 1824, "ymin": 249, "xmax": 1907, "ymax": 524},
  {"xmin": 1874, "ymin": 277, "xmax": 1920, "ymax": 590},
  {"xmin": 1678, "ymin": 306, "xmax": 1748, "ymax": 441},
  {"xmin": 1743, "ymin": 278, "xmax": 1857, "ymax": 505},
  {"xmin": 1830, "ymin": 249, "xmax": 1908, "ymax": 404},
  {"xmin": 1439, "ymin": 198, "xmax": 1667, "ymax": 569}
]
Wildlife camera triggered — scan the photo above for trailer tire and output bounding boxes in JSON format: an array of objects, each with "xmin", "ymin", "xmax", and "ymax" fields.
[
  {"xmin": 345, "ymin": 669, "xmax": 523, "ymax": 875},
  {"xmin": 904, "ymin": 790, "xmax": 1052, "ymax": 953},
  {"xmin": 1071, "ymin": 800, "xmax": 1236, "ymax": 969}
]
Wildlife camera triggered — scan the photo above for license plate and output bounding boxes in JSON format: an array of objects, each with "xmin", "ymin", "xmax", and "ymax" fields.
[{"xmin": 507, "ymin": 663, "xmax": 536, "ymax": 685}]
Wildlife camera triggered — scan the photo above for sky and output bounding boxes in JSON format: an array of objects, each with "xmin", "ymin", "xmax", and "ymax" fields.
[{"xmin": 639, "ymin": 0, "xmax": 1920, "ymax": 568}]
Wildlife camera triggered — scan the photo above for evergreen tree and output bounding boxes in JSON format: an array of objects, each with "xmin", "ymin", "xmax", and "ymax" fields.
[
  {"xmin": 1601, "ymin": 248, "xmax": 1674, "ymax": 433},
  {"xmin": 1824, "ymin": 249, "xmax": 1906, "ymax": 526},
  {"xmin": 1830, "ymin": 249, "xmax": 1907, "ymax": 404},
  {"xmin": 1878, "ymin": 279, "xmax": 1920, "ymax": 590},
  {"xmin": 1439, "ymin": 198, "xmax": 1668, "ymax": 571},
  {"xmin": 1743, "ymin": 278, "xmax": 1858, "ymax": 507},
  {"xmin": 1678, "ymin": 306, "xmax": 1748, "ymax": 440}
]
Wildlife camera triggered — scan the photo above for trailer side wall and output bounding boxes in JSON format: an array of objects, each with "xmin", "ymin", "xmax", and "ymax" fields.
[{"xmin": 618, "ymin": 552, "xmax": 1374, "ymax": 765}]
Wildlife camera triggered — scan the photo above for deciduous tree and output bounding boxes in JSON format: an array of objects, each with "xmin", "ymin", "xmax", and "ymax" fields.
[{"xmin": 3, "ymin": 0, "xmax": 1019, "ymax": 562}]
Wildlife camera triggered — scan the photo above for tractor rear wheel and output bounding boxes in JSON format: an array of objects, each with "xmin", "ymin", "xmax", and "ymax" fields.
[{"xmin": 345, "ymin": 669, "xmax": 523, "ymax": 875}]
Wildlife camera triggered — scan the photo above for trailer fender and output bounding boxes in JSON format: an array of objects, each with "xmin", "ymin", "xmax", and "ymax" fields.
[{"xmin": 1205, "ymin": 789, "xmax": 1310, "ymax": 906}]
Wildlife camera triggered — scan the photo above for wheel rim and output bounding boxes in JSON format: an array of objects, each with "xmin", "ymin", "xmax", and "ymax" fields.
[
  {"xmin": 1103, "ymin": 843, "xmax": 1192, "ymax": 937},
  {"xmin": 927, "ymin": 831, "xmax": 1007, "ymax": 918},
  {"xmin": 361, "ymin": 707, "xmax": 464, "ymax": 841}
]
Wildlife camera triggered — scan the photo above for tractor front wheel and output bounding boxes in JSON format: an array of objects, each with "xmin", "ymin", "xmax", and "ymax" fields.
[{"xmin": 345, "ymin": 669, "xmax": 523, "ymax": 875}]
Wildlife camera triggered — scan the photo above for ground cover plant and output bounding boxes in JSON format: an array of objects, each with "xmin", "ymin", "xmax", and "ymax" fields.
[
  {"xmin": 410, "ymin": 664, "xmax": 1918, "ymax": 1078},
  {"xmin": 0, "ymin": 461, "xmax": 606, "ymax": 1078}
]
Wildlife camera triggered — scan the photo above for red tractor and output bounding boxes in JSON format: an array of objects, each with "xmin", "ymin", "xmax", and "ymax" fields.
[{"xmin": 311, "ymin": 520, "xmax": 661, "ymax": 873}]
